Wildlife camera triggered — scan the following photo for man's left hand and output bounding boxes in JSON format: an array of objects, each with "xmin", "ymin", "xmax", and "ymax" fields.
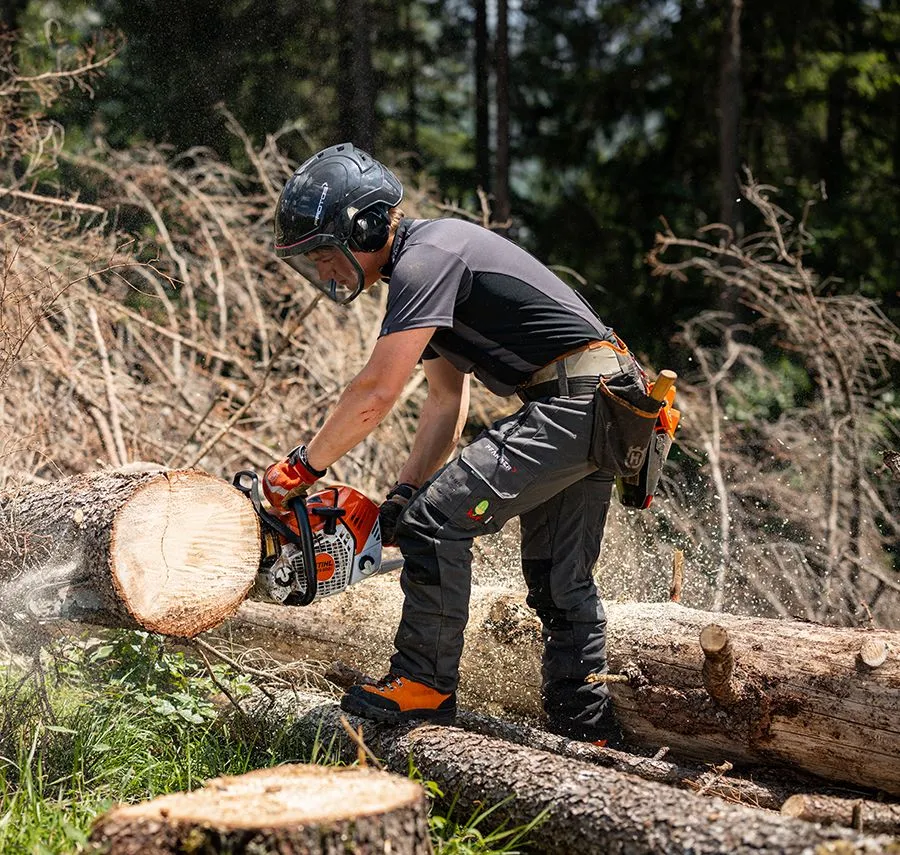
[{"xmin": 379, "ymin": 482, "xmax": 417, "ymax": 546}]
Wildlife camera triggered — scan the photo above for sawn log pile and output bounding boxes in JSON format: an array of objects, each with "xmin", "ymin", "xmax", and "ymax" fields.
[{"xmin": 3, "ymin": 471, "xmax": 898, "ymax": 850}]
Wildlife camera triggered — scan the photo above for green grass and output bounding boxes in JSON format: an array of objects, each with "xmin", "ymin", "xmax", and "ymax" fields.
[{"xmin": 0, "ymin": 631, "xmax": 540, "ymax": 854}]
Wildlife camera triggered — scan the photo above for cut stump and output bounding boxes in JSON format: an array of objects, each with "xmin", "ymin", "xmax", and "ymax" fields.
[
  {"xmin": 88, "ymin": 764, "xmax": 432, "ymax": 855},
  {"xmin": 0, "ymin": 468, "xmax": 258, "ymax": 636}
]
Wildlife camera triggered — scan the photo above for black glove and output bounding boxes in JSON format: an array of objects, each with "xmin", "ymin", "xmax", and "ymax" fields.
[{"xmin": 379, "ymin": 482, "xmax": 417, "ymax": 547}]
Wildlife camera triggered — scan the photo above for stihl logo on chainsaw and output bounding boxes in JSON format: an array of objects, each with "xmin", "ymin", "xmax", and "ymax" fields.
[{"xmin": 315, "ymin": 552, "xmax": 336, "ymax": 582}]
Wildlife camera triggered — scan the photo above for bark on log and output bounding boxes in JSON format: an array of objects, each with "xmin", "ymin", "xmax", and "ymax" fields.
[
  {"xmin": 324, "ymin": 660, "xmax": 799, "ymax": 810},
  {"xmin": 1, "ymin": 469, "xmax": 258, "ymax": 637},
  {"xmin": 219, "ymin": 577, "xmax": 900, "ymax": 795},
  {"xmin": 89, "ymin": 764, "xmax": 432, "ymax": 854},
  {"xmin": 235, "ymin": 689, "xmax": 898, "ymax": 855},
  {"xmin": 782, "ymin": 793, "xmax": 900, "ymax": 835}
]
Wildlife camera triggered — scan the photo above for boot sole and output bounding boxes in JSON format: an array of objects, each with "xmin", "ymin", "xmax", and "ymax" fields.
[{"xmin": 340, "ymin": 693, "xmax": 456, "ymax": 725}]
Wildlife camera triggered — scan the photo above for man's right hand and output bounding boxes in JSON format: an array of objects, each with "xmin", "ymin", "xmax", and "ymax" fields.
[
  {"xmin": 379, "ymin": 482, "xmax": 417, "ymax": 546},
  {"xmin": 263, "ymin": 444, "xmax": 326, "ymax": 513}
]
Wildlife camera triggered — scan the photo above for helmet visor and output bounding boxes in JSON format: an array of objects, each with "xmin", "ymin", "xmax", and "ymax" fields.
[{"xmin": 277, "ymin": 237, "xmax": 365, "ymax": 305}]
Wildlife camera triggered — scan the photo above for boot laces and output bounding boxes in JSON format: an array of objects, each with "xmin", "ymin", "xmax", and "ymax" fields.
[{"xmin": 374, "ymin": 674, "xmax": 404, "ymax": 692}]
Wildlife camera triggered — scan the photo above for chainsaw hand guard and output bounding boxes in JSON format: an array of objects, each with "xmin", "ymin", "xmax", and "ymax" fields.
[{"xmin": 233, "ymin": 470, "xmax": 318, "ymax": 605}]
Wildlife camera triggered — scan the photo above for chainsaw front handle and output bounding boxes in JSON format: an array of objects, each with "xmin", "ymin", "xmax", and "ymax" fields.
[{"xmin": 233, "ymin": 470, "xmax": 318, "ymax": 605}]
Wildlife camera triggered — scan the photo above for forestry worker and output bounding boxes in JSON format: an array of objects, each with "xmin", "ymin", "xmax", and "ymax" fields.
[{"xmin": 263, "ymin": 143, "xmax": 663, "ymax": 745}]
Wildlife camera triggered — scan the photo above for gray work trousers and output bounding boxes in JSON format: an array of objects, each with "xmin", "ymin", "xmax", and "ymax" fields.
[{"xmin": 392, "ymin": 393, "xmax": 614, "ymax": 731}]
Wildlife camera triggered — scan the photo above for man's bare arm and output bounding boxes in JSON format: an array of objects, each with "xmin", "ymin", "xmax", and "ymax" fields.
[
  {"xmin": 397, "ymin": 356, "xmax": 470, "ymax": 487},
  {"xmin": 305, "ymin": 327, "xmax": 437, "ymax": 470}
]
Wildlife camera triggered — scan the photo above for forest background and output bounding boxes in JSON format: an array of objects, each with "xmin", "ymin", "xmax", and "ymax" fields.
[{"xmin": 2, "ymin": 0, "xmax": 899, "ymax": 627}]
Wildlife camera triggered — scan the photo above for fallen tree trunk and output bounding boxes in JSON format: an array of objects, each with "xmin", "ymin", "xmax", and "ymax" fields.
[
  {"xmin": 218, "ymin": 577, "xmax": 900, "ymax": 795},
  {"xmin": 782, "ymin": 793, "xmax": 900, "ymax": 836},
  {"xmin": 89, "ymin": 764, "xmax": 432, "ymax": 855},
  {"xmin": 1, "ymin": 469, "xmax": 258, "ymax": 637},
  {"xmin": 235, "ymin": 688, "xmax": 897, "ymax": 855},
  {"xmin": 324, "ymin": 660, "xmax": 799, "ymax": 810},
  {"xmin": 456, "ymin": 709, "xmax": 797, "ymax": 811}
]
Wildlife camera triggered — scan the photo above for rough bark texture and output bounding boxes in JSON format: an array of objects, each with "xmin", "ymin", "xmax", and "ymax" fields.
[
  {"xmin": 236, "ymin": 689, "xmax": 899, "ymax": 855},
  {"xmin": 89, "ymin": 764, "xmax": 432, "ymax": 855},
  {"xmin": 455, "ymin": 710, "xmax": 797, "ymax": 811},
  {"xmin": 1, "ymin": 468, "xmax": 258, "ymax": 636},
  {"xmin": 606, "ymin": 601, "xmax": 900, "ymax": 797},
  {"xmin": 222, "ymin": 578, "xmax": 900, "ymax": 794},
  {"xmin": 782, "ymin": 793, "xmax": 900, "ymax": 836},
  {"xmin": 324, "ymin": 661, "xmax": 802, "ymax": 811}
]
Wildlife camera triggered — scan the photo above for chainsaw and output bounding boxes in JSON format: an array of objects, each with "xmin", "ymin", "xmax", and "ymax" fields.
[{"xmin": 232, "ymin": 471, "xmax": 400, "ymax": 606}]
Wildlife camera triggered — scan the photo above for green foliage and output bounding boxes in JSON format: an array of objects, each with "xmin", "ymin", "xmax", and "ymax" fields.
[
  {"xmin": 409, "ymin": 759, "xmax": 547, "ymax": 855},
  {"xmin": 0, "ymin": 634, "xmax": 543, "ymax": 855},
  {"xmin": 9, "ymin": 0, "xmax": 899, "ymax": 357},
  {"xmin": 724, "ymin": 358, "xmax": 813, "ymax": 424}
]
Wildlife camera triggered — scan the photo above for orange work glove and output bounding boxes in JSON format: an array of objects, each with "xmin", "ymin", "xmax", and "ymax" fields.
[{"xmin": 263, "ymin": 444, "xmax": 326, "ymax": 513}]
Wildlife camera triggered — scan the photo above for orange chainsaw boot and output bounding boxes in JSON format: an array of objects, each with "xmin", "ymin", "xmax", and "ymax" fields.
[{"xmin": 340, "ymin": 674, "xmax": 456, "ymax": 725}]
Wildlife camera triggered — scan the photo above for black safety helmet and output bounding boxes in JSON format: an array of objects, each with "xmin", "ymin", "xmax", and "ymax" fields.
[{"xmin": 274, "ymin": 143, "xmax": 403, "ymax": 304}]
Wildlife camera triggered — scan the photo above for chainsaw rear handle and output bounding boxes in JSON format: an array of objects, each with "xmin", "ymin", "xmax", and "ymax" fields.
[{"xmin": 232, "ymin": 470, "xmax": 318, "ymax": 605}]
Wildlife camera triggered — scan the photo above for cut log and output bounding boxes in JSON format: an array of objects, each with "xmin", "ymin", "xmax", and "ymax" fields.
[
  {"xmin": 456, "ymin": 709, "xmax": 799, "ymax": 811},
  {"xmin": 89, "ymin": 764, "xmax": 432, "ymax": 855},
  {"xmin": 235, "ymin": 688, "xmax": 898, "ymax": 855},
  {"xmin": 782, "ymin": 793, "xmax": 900, "ymax": 835},
  {"xmin": 219, "ymin": 577, "xmax": 900, "ymax": 795},
  {"xmin": 1, "ymin": 469, "xmax": 258, "ymax": 637}
]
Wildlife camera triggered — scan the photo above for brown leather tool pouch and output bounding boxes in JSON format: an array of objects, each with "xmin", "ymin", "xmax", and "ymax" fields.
[{"xmin": 589, "ymin": 371, "xmax": 664, "ymax": 477}]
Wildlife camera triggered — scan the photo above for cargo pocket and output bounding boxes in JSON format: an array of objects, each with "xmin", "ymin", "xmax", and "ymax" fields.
[
  {"xmin": 589, "ymin": 372, "xmax": 664, "ymax": 477},
  {"xmin": 459, "ymin": 405, "xmax": 541, "ymax": 506}
]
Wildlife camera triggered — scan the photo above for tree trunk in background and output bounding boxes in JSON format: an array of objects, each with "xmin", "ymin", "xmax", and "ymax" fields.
[
  {"xmin": 337, "ymin": 0, "xmax": 376, "ymax": 151},
  {"xmin": 0, "ymin": 0, "xmax": 28, "ymax": 30},
  {"xmin": 718, "ymin": 0, "xmax": 742, "ymax": 233},
  {"xmin": 220, "ymin": 580, "xmax": 900, "ymax": 795},
  {"xmin": 824, "ymin": 0, "xmax": 853, "ymax": 204},
  {"xmin": 236, "ymin": 690, "xmax": 893, "ymax": 855},
  {"xmin": 403, "ymin": 0, "xmax": 419, "ymax": 152},
  {"xmin": 474, "ymin": 0, "xmax": 490, "ymax": 192},
  {"xmin": 493, "ymin": 0, "xmax": 510, "ymax": 230},
  {"xmin": 90, "ymin": 765, "xmax": 432, "ymax": 855},
  {"xmin": 0, "ymin": 469, "xmax": 258, "ymax": 637}
]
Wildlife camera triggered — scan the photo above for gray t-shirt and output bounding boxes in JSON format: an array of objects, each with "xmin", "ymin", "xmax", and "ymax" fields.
[{"xmin": 379, "ymin": 218, "xmax": 612, "ymax": 396}]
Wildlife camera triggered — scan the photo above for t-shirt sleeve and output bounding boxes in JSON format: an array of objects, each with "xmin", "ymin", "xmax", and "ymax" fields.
[{"xmin": 380, "ymin": 244, "xmax": 471, "ymax": 338}]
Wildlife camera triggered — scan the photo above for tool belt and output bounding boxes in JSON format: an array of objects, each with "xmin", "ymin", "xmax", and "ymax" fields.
[
  {"xmin": 518, "ymin": 338, "xmax": 665, "ymax": 479},
  {"xmin": 517, "ymin": 339, "xmax": 633, "ymax": 402}
]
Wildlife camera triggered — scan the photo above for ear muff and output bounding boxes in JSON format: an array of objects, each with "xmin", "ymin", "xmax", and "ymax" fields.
[{"xmin": 349, "ymin": 205, "xmax": 390, "ymax": 252}]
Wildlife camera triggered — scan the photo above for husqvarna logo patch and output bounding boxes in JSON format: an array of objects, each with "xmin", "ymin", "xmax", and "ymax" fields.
[{"xmin": 314, "ymin": 183, "xmax": 329, "ymax": 225}]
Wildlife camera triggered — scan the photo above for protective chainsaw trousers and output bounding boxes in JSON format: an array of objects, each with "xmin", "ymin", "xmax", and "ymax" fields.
[{"xmin": 392, "ymin": 393, "xmax": 615, "ymax": 735}]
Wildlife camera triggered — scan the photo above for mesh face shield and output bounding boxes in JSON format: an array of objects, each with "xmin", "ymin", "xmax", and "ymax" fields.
[{"xmin": 276, "ymin": 236, "xmax": 366, "ymax": 305}]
